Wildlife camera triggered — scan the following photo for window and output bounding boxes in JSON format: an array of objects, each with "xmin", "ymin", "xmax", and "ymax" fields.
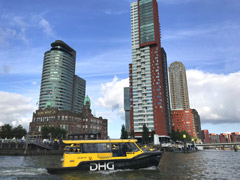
[{"xmin": 82, "ymin": 143, "xmax": 111, "ymax": 153}]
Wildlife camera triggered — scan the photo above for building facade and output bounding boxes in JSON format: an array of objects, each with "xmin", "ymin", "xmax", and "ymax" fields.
[
  {"xmin": 124, "ymin": 87, "xmax": 131, "ymax": 132},
  {"xmin": 209, "ymin": 133, "xmax": 220, "ymax": 143},
  {"xmin": 72, "ymin": 75, "xmax": 86, "ymax": 114},
  {"xmin": 29, "ymin": 96, "xmax": 108, "ymax": 139},
  {"xmin": 201, "ymin": 129, "xmax": 210, "ymax": 144},
  {"xmin": 161, "ymin": 48, "xmax": 172, "ymax": 135},
  {"xmin": 191, "ymin": 109, "xmax": 201, "ymax": 139},
  {"xmin": 171, "ymin": 109, "xmax": 197, "ymax": 138},
  {"xmin": 30, "ymin": 40, "xmax": 108, "ymax": 138},
  {"xmin": 129, "ymin": 0, "xmax": 169, "ymax": 137},
  {"xmin": 39, "ymin": 40, "xmax": 85, "ymax": 113},
  {"xmin": 169, "ymin": 61, "xmax": 190, "ymax": 110}
]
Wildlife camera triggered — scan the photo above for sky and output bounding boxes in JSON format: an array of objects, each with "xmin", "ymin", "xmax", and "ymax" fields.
[{"xmin": 0, "ymin": 0, "xmax": 239, "ymax": 138}]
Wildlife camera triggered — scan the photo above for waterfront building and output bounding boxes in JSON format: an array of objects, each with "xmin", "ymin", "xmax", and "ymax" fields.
[
  {"xmin": 171, "ymin": 109, "xmax": 197, "ymax": 138},
  {"xmin": 129, "ymin": 0, "xmax": 170, "ymax": 138},
  {"xmin": 191, "ymin": 109, "xmax": 201, "ymax": 139},
  {"xmin": 161, "ymin": 48, "xmax": 172, "ymax": 135},
  {"xmin": 29, "ymin": 96, "xmax": 108, "ymax": 139},
  {"xmin": 30, "ymin": 40, "xmax": 108, "ymax": 138},
  {"xmin": 39, "ymin": 40, "xmax": 85, "ymax": 113},
  {"xmin": 201, "ymin": 129, "xmax": 210, "ymax": 144},
  {"xmin": 169, "ymin": 61, "xmax": 190, "ymax": 110},
  {"xmin": 202, "ymin": 130, "xmax": 240, "ymax": 143},
  {"xmin": 231, "ymin": 132, "xmax": 240, "ymax": 142},
  {"xmin": 209, "ymin": 133, "xmax": 220, "ymax": 143},
  {"xmin": 124, "ymin": 87, "xmax": 131, "ymax": 132}
]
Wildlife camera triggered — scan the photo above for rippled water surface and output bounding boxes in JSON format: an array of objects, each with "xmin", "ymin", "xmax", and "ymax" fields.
[{"xmin": 0, "ymin": 150, "xmax": 239, "ymax": 180}]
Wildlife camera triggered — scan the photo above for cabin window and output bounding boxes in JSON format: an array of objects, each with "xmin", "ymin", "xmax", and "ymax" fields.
[
  {"xmin": 82, "ymin": 143, "xmax": 111, "ymax": 153},
  {"xmin": 126, "ymin": 143, "xmax": 139, "ymax": 152},
  {"xmin": 112, "ymin": 143, "xmax": 127, "ymax": 157}
]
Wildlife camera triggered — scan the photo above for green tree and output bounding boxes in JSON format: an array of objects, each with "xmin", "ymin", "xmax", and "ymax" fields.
[
  {"xmin": 142, "ymin": 124, "xmax": 149, "ymax": 144},
  {"xmin": 170, "ymin": 128, "xmax": 177, "ymax": 141},
  {"xmin": 0, "ymin": 124, "xmax": 13, "ymax": 139},
  {"xmin": 41, "ymin": 126, "xmax": 67, "ymax": 139},
  {"xmin": 41, "ymin": 126, "xmax": 50, "ymax": 139},
  {"xmin": 130, "ymin": 130, "xmax": 135, "ymax": 139},
  {"xmin": 12, "ymin": 125, "xmax": 27, "ymax": 139},
  {"xmin": 170, "ymin": 128, "xmax": 192, "ymax": 142},
  {"xmin": 120, "ymin": 125, "xmax": 128, "ymax": 139}
]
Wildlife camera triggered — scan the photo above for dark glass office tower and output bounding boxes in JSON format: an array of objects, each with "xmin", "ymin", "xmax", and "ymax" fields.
[
  {"xmin": 161, "ymin": 48, "xmax": 172, "ymax": 135},
  {"xmin": 39, "ymin": 40, "xmax": 85, "ymax": 113},
  {"xmin": 72, "ymin": 75, "xmax": 86, "ymax": 114}
]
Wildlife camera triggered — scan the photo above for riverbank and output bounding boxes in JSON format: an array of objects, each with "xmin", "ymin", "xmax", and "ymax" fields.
[{"xmin": 0, "ymin": 142, "xmax": 63, "ymax": 156}]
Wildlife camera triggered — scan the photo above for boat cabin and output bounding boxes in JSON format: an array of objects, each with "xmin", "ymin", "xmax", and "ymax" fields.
[{"xmin": 63, "ymin": 139, "xmax": 141, "ymax": 157}]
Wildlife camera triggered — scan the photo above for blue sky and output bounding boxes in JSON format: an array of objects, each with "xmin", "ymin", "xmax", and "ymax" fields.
[{"xmin": 0, "ymin": 0, "xmax": 239, "ymax": 138}]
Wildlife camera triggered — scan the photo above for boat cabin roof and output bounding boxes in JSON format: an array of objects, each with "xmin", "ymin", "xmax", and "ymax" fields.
[{"xmin": 63, "ymin": 139, "xmax": 137, "ymax": 144}]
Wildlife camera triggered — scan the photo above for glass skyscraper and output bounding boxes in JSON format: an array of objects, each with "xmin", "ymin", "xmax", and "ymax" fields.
[
  {"xmin": 72, "ymin": 75, "xmax": 86, "ymax": 114},
  {"xmin": 39, "ymin": 40, "xmax": 85, "ymax": 113}
]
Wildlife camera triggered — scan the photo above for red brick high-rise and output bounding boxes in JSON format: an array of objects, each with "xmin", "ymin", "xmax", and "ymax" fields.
[{"xmin": 129, "ymin": 0, "xmax": 171, "ymax": 138}]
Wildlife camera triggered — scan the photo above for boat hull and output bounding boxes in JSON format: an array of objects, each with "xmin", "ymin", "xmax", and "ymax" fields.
[{"xmin": 47, "ymin": 151, "xmax": 162, "ymax": 174}]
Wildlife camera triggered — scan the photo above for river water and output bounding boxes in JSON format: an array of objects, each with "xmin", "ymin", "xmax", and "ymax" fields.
[{"xmin": 0, "ymin": 150, "xmax": 239, "ymax": 180}]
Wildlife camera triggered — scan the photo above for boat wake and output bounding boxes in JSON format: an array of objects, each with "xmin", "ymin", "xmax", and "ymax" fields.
[
  {"xmin": 0, "ymin": 168, "xmax": 48, "ymax": 176},
  {"xmin": 139, "ymin": 166, "xmax": 157, "ymax": 170},
  {"xmin": 92, "ymin": 169, "xmax": 134, "ymax": 175},
  {"xmin": 90, "ymin": 166, "xmax": 157, "ymax": 175}
]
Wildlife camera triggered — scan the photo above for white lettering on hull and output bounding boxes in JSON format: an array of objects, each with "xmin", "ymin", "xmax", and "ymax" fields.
[{"xmin": 90, "ymin": 162, "xmax": 114, "ymax": 171}]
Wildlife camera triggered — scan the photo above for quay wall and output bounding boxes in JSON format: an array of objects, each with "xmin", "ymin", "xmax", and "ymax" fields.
[{"xmin": 0, "ymin": 142, "xmax": 63, "ymax": 156}]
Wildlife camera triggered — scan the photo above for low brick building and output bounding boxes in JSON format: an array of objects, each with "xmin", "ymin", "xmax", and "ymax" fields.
[
  {"xmin": 29, "ymin": 96, "xmax": 108, "ymax": 139},
  {"xmin": 171, "ymin": 109, "xmax": 199, "ymax": 138}
]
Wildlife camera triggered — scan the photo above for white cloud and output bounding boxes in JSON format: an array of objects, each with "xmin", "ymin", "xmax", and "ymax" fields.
[
  {"xmin": 0, "ymin": 15, "xmax": 29, "ymax": 45},
  {"xmin": 187, "ymin": 70, "xmax": 240, "ymax": 124},
  {"xmin": 39, "ymin": 18, "xmax": 55, "ymax": 37},
  {"xmin": 97, "ymin": 76, "xmax": 129, "ymax": 119},
  {"xmin": 104, "ymin": 9, "xmax": 127, "ymax": 15},
  {"xmin": 0, "ymin": 91, "xmax": 35, "ymax": 130},
  {"xmin": 163, "ymin": 22, "xmax": 240, "ymax": 40},
  {"xmin": 32, "ymin": 81, "xmax": 37, "ymax": 85},
  {"xmin": 96, "ymin": 71, "xmax": 240, "ymax": 126}
]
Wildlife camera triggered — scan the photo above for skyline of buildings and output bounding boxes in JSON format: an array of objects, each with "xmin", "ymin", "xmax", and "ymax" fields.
[
  {"xmin": 201, "ymin": 129, "xmax": 240, "ymax": 144},
  {"xmin": 1, "ymin": 3, "xmax": 237, "ymax": 137},
  {"xmin": 29, "ymin": 40, "xmax": 108, "ymax": 138},
  {"xmin": 169, "ymin": 61, "xmax": 201, "ymax": 139},
  {"xmin": 129, "ymin": 0, "xmax": 171, "ymax": 137}
]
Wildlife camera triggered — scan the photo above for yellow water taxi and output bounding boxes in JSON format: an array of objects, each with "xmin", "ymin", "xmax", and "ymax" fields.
[{"xmin": 47, "ymin": 139, "xmax": 162, "ymax": 173}]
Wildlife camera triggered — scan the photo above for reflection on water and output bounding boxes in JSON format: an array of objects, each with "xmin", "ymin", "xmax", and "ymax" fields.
[{"xmin": 0, "ymin": 150, "xmax": 240, "ymax": 180}]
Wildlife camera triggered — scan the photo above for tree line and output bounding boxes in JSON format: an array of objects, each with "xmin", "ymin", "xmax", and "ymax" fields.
[
  {"xmin": 120, "ymin": 124, "xmax": 155, "ymax": 144},
  {"xmin": 0, "ymin": 124, "xmax": 27, "ymax": 139},
  {"xmin": 41, "ymin": 126, "xmax": 67, "ymax": 139},
  {"xmin": 120, "ymin": 124, "xmax": 192, "ymax": 144}
]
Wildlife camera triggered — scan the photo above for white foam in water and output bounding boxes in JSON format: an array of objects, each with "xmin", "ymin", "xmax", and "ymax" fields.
[
  {"xmin": 0, "ymin": 168, "xmax": 48, "ymax": 176},
  {"xmin": 139, "ymin": 166, "xmax": 157, "ymax": 171},
  {"xmin": 90, "ymin": 169, "xmax": 134, "ymax": 175}
]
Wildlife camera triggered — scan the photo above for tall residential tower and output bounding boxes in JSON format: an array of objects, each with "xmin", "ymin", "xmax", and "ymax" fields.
[
  {"xmin": 129, "ymin": 0, "xmax": 170, "ymax": 137},
  {"xmin": 169, "ymin": 61, "xmax": 190, "ymax": 110}
]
